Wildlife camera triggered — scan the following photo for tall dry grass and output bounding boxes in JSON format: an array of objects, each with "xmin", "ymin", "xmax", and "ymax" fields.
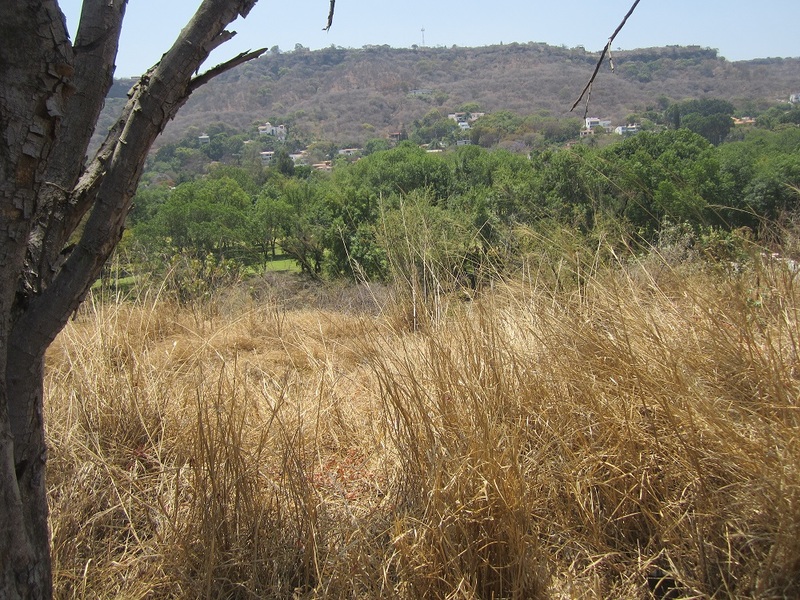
[{"xmin": 45, "ymin": 248, "xmax": 800, "ymax": 598}]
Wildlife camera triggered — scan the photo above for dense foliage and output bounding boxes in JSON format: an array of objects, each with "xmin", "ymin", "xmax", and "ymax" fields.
[{"xmin": 125, "ymin": 117, "xmax": 800, "ymax": 293}]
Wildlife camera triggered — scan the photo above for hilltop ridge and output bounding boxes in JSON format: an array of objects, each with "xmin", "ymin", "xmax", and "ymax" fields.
[{"xmin": 102, "ymin": 43, "xmax": 799, "ymax": 148}]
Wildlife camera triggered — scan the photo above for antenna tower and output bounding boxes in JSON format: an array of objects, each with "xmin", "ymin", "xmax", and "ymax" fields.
[{"xmin": 421, "ymin": 27, "xmax": 425, "ymax": 47}]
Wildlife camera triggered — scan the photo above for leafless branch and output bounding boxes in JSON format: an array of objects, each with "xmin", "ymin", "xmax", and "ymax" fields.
[
  {"xmin": 323, "ymin": 0, "xmax": 336, "ymax": 31},
  {"xmin": 571, "ymin": 0, "xmax": 642, "ymax": 114},
  {"xmin": 189, "ymin": 47, "xmax": 268, "ymax": 92}
]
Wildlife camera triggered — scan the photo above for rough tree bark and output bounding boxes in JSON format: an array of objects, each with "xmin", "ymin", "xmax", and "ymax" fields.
[{"xmin": 0, "ymin": 1, "xmax": 267, "ymax": 597}]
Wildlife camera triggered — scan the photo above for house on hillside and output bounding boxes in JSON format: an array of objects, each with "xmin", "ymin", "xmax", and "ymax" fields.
[
  {"xmin": 260, "ymin": 151, "xmax": 274, "ymax": 165},
  {"xmin": 581, "ymin": 117, "xmax": 613, "ymax": 137},
  {"xmin": 614, "ymin": 124, "xmax": 640, "ymax": 136},
  {"xmin": 790, "ymin": 93, "xmax": 800, "ymax": 104},
  {"xmin": 198, "ymin": 133, "xmax": 210, "ymax": 144},
  {"xmin": 585, "ymin": 117, "xmax": 612, "ymax": 132},
  {"xmin": 449, "ymin": 112, "xmax": 485, "ymax": 124},
  {"xmin": 258, "ymin": 122, "xmax": 287, "ymax": 140},
  {"xmin": 290, "ymin": 151, "xmax": 308, "ymax": 165}
]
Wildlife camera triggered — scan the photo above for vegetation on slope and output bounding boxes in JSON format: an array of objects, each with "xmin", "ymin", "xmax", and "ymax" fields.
[
  {"xmin": 102, "ymin": 43, "xmax": 800, "ymax": 151},
  {"xmin": 126, "ymin": 125, "xmax": 800, "ymax": 291}
]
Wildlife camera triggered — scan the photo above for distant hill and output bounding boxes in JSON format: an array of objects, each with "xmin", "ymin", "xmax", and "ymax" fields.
[{"xmin": 101, "ymin": 43, "xmax": 800, "ymax": 149}]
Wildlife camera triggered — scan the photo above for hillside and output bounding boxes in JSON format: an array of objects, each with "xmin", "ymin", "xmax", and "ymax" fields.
[{"xmin": 101, "ymin": 43, "xmax": 800, "ymax": 149}]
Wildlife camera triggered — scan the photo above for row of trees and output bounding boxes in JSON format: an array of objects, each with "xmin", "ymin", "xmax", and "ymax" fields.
[{"xmin": 127, "ymin": 126, "xmax": 800, "ymax": 286}]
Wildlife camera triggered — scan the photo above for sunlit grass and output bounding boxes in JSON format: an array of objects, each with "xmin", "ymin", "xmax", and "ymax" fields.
[
  {"xmin": 46, "ymin": 243, "xmax": 800, "ymax": 598},
  {"xmin": 264, "ymin": 256, "xmax": 300, "ymax": 272}
]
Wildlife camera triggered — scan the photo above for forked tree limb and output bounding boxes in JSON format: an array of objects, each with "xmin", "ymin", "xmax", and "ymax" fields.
[
  {"xmin": 571, "ymin": 0, "xmax": 642, "ymax": 114},
  {"xmin": 12, "ymin": 0, "xmax": 270, "ymax": 365}
]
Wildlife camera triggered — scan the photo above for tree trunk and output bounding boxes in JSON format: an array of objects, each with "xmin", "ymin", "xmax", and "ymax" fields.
[
  {"xmin": 1, "ymin": 358, "xmax": 49, "ymax": 600},
  {"xmin": 0, "ymin": 1, "xmax": 267, "ymax": 597}
]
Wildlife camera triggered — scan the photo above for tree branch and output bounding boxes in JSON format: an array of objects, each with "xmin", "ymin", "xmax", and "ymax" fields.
[
  {"xmin": 323, "ymin": 0, "xmax": 336, "ymax": 31},
  {"xmin": 11, "ymin": 0, "xmax": 269, "ymax": 360},
  {"xmin": 189, "ymin": 47, "xmax": 268, "ymax": 92},
  {"xmin": 29, "ymin": 0, "xmax": 127, "ymax": 297},
  {"xmin": 570, "ymin": 0, "xmax": 642, "ymax": 114}
]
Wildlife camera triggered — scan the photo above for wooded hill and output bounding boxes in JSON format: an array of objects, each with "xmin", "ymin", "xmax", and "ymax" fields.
[{"xmin": 103, "ymin": 43, "xmax": 799, "ymax": 149}]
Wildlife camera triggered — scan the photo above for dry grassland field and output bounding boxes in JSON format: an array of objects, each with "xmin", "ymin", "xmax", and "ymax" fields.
[{"xmin": 45, "ymin": 239, "xmax": 800, "ymax": 599}]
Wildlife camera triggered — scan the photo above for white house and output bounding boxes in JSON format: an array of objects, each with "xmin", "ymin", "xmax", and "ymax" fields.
[
  {"xmin": 585, "ymin": 117, "xmax": 612, "ymax": 132},
  {"xmin": 614, "ymin": 124, "xmax": 640, "ymax": 136},
  {"xmin": 790, "ymin": 93, "xmax": 800, "ymax": 104},
  {"xmin": 585, "ymin": 117, "xmax": 601, "ymax": 130},
  {"xmin": 449, "ymin": 112, "xmax": 485, "ymax": 124},
  {"xmin": 198, "ymin": 133, "xmax": 210, "ymax": 144},
  {"xmin": 258, "ymin": 122, "xmax": 287, "ymax": 140},
  {"xmin": 260, "ymin": 151, "xmax": 274, "ymax": 165}
]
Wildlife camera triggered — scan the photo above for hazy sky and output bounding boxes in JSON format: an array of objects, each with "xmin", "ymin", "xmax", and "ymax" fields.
[{"xmin": 57, "ymin": 0, "xmax": 799, "ymax": 78}]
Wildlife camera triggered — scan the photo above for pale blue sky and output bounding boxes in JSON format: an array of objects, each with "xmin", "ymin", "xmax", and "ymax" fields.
[{"xmin": 58, "ymin": 0, "xmax": 799, "ymax": 78}]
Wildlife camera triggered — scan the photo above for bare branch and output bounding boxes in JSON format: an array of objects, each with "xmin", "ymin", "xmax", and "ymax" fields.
[
  {"xmin": 204, "ymin": 29, "xmax": 237, "ymax": 55},
  {"xmin": 323, "ymin": 0, "xmax": 336, "ymax": 31},
  {"xmin": 571, "ymin": 0, "xmax": 642, "ymax": 114},
  {"xmin": 189, "ymin": 47, "xmax": 268, "ymax": 92}
]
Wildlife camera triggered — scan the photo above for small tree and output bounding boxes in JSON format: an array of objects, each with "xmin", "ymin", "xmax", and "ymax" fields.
[
  {"xmin": 0, "ymin": 1, "xmax": 273, "ymax": 597},
  {"xmin": 253, "ymin": 193, "xmax": 293, "ymax": 261}
]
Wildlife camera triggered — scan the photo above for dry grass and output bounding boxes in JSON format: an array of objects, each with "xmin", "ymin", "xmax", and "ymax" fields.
[{"xmin": 45, "ymin": 251, "xmax": 800, "ymax": 599}]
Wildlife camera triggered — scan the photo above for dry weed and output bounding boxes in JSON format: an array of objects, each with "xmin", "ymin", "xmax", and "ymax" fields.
[{"xmin": 46, "ymin": 251, "xmax": 800, "ymax": 598}]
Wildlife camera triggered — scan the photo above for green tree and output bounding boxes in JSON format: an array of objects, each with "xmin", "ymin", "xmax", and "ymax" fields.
[
  {"xmin": 363, "ymin": 137, "xmax": 391, "ymax": 155},
  {"xmin": 601, "ymin": 129, "xmax": 724, "ymax": 235},
  {"xmin": 410, "ymin": 109, "xmax": 459, "ymax": 145},
  {"xmin": 153, "ymin": 177, "xmax": 253, "ymax": 258},
  {"xmin": 306, "ymin": 140, "xmax": 338, "ymax": 163},
  {"xmin": 666, "ymin": 98, "xmax": 735, "ymax": 145},
  {"xmin": 376, "ymin": 189, "xmax": 482, "ymax": 324},
  {"xmin": 208, "ymin": 164, "xmax": 260, "ymax": 195},
  {"xmin": 271, "ymin": 147, "xmax": 296, "ymax": 176},
  {"xmin": 252, "ymin": 192, "xmax": 293, "ymax": 261},
  {"xmin": 717, "ymin": 127, "xmax": 800, "ymax": 226},
  {"xmin": 279, "ymin": 178, "xmax": 330, "ymax": 276},
  {"xmin": 240, "ymin": 141, "xmax": 268, "ymax": 183},
  {"xmin": 681, "ymin": 112, "xmax": 733, "ymax": 146}
]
